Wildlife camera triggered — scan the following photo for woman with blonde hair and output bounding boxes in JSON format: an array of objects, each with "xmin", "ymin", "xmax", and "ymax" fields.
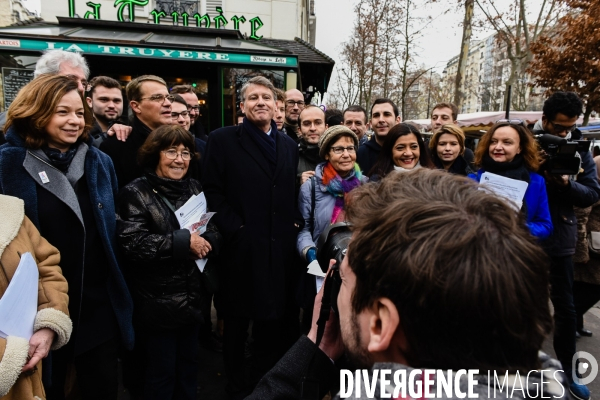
[
  {"xmin": 429, "ymin": 123, "xmax": 473, "ymax": 176},
  {"xmin": 469, "ymin": 120, "xmax": 552, "ymax": 239}
]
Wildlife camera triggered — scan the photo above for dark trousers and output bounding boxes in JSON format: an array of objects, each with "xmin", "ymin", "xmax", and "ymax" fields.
[
  {"xmin": 46, "ymin": 337, "xmax": 119, "ymax": 400},
  {"xmin": 574, "ymin": 281, "xmax": 600, "ymax": 329},
  {"xmin": 549, "ymin": 255, "xmax": 577, "ymax": 380},
  {"xmin": 141, "ymin": 324, "xmax": 200, "ymax": 400},
  {"xmin": 223, "ymin": 311, "xmax": 299, "ymax": 396}
]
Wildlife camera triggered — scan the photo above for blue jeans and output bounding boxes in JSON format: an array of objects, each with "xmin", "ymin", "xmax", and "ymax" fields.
[
  {"xmin": 142, "ymin": 324, "xmax": 200, "ymax": 400},
  {"xmin": 549, "ymin": 255, "xmax": 577, "ymax": 382}
]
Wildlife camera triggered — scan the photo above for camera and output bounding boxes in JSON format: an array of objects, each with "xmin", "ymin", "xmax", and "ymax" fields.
[
  {"xmin": 313, "ymin": 222, "xmax": 352, "ymax": 344},
  {"xmin": 535, "ymin": 133, "xmax": 586, "ymax": 175}
]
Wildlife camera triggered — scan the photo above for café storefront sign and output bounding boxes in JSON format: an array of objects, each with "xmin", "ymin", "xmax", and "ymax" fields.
[
  {"xmin": 0, "ymin": 38, "xmax": 298, "ymax": 67},
  {"xmin": 68, "ymin": 0, "xmax": 265, "ymax": 40}
]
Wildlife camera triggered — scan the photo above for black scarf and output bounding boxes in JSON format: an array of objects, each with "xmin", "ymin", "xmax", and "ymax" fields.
[
  {"xmin": 144, "ymin": 170, "xmax": 192, "ymax": 209},
  {"xmin": 243, "ymin": 118, "xmax": 279, "ymax": 173},
  {"xmin": 42, "ymin": 145, "xmax": 78, "ymax": 173},
  {"xmin": 481, "ymin": 153, "xmax": 531, "ymax": 183},
  {"xmin": 433, "ymin": 154, "xmax": 472, "ymax": 176},
  {"xmin": 481, "ymin": 153, "xmax": 530, "ymax": 215},
  {"xmin": 298, "ymin": 139, "xmax": 322, "ymax": 165}
]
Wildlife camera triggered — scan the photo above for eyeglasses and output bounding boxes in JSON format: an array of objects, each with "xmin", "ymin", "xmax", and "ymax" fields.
[
  {"xmin": 496, "ymin": 119, "xmax": 525, "ymax": 126},
  {"xmin": 330, "ymin": 146, "xmax": 357, "ymax": 155},
  {"xmin": 549, "ymin": 121, "xmax": 577, "ymax": 134},
  {"xmin": 187, "ymin": 105, "xmax": 200, "ymax": 112},
  {"xmin": 162, "ymin": 149, "xmax": 192, "ymax": 160},
  {"xmin": 140, "ymin": 94, "xmax": 175, "ymax": 103},
  {"xmin": 171, "ymin": 110, "xmax": 190, "ymax": 118},
  {"xmin": 286, "ymin": 100, "xmax": 305, "ymax": 107}
]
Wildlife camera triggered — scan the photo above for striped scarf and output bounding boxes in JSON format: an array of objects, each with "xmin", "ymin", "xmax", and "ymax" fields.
[{"xmin": 321, "ymin": 162, "xmax": 362, "ymax": 223}]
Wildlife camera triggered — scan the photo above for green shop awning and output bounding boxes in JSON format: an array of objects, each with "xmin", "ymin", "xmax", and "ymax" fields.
[{"xmin": 0, "ymin": 17, "xmax": 299, "ymax": 68}]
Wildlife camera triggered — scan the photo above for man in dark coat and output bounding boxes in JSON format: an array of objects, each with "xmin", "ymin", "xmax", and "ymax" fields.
[
  {"xmin": 86, "ymin": 76, "xmax": 128, "ymax": 148},
  {"xmin": 357, "ymin": 98, "xmax": 400, "ymax": 176},
  {"xmin": 170, "ymin": 84, "xmax": 208, "ymax": 141},
  {"xmin": 282, "ymin": 88, "xmax": 305, "ymax": 143},
  {"xmin": 343, "ymin": 105, "xmax": 369, "ymax": 147},
  {"xmin": 202, "ymin": 76, "xmax": 301, "ymax": 398},
  {"xmin": 100, "ymin": 75, "xmax": 174, "ymax": 189},
  {"xmin": 297, "ymin": 105, "xmax": 327, "ymax": 188},
  {"xmin": 534, "ymin": 92, "xmax": 600, "ymax": 400}
]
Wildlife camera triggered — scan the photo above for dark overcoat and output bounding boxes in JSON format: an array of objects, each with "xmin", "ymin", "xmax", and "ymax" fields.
[{"xmin": 202, "ymin": 123, "xmax": 300, "ymax": 320}]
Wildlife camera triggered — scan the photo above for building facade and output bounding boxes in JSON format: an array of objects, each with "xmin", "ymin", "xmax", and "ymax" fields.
[
  {"xmin": 442, "ymin": 32, "xmax": 544, "ymax": 113},
  {"xmin": 0, "ymin": 0, "xmax": 36, "ymax": 27}
]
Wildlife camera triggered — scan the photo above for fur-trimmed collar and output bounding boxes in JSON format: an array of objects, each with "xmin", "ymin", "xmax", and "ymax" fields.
[{"xmin": 0, "ymin": 195, "xmax": 24, "ymax": 260}]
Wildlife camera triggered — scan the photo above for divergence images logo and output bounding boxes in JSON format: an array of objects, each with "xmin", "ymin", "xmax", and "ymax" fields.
[{"xmin": 572, "ymin": 351, "xmax": 598, "ymax": 385}]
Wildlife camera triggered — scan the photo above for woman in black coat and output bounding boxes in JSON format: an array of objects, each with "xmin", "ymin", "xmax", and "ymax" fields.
[{"xmin": 116, "ymin": 125, "xmax": 221, "ymax": 400}]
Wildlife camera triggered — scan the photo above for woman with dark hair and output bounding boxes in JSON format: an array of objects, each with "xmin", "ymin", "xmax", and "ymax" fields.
[
  {"xmin": 469, "ymin": 121, "xmax": 552, "ymax": 239},
  {"xmin": 429, "ymin": 123, "xmax": 473, "ymax": 176},
  {"xmin": 116, "ymin": 124, "xmax": 221, "ymax": 399},
  {"xmin": 368, "ymin": 123, "xmax": 434, "ymax": 180},
  {"xmin": 0, "ymin": 74, "xmax": 134, "ymax": 399}
]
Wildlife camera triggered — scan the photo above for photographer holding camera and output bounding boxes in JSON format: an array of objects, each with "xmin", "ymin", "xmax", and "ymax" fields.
[
  {"xmin": 533, "ymin": 91, "xmax": 600, "ymax": 400},
  {"xmin": 245, "ymin": 169, "xmax": 566, "ymax": 400}
]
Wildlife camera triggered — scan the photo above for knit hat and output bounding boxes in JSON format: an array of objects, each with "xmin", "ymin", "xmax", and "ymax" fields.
[{"xmin": 318, "ymin": 125, "xmax": 359, "ymax": 159}]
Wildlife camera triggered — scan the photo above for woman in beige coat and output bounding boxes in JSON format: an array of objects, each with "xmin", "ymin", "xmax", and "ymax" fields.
[{"xmin": 0, "ymin": 194, "xmax": 71, "ymax": 399}]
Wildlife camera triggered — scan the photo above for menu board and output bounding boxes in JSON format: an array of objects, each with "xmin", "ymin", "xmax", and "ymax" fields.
[{"xmin": 2, "ymin": 68, "xmax": 34, "ymax": 111}]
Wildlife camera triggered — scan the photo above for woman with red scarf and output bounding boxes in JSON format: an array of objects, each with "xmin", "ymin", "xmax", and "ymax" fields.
[{"xmin": 296, "ymin": 125, "xmax": 367, "ymax": 330}]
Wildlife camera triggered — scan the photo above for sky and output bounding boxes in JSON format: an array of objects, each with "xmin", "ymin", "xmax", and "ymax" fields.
[
  {"xmin": 314, "ymin": 1, "xmax": 468, "ymax": 75},
  {"xmin": 21, "ymin": 0, "xmax": 41, "ymax": 14},
  {"xmin": 312, "ymin": 0, "xmax": 554, "ymax": 96}
]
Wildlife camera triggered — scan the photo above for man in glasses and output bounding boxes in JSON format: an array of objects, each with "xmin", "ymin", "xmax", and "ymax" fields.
[
  {"xmin": 171, "ymin": 84, "xmax": 207, "ymax": 141},
  {"xmin": 101, "ymin": 75, "xmax": 174, "ymax": 189},
  {"xmin": 283, "ymin": 88, "xmax": 306, "ymax": 142},
  {"xmin": 534, "ymin": 91, "xmax": 600, "ymax": 400}
]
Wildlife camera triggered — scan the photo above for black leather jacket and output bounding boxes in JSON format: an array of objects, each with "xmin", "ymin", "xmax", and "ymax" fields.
[{"xmin": 116, "ymin": 172, "xmax": 221, "ymax": 329}]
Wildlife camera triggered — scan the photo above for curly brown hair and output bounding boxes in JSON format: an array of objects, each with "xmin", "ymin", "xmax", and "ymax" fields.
[
  {"xmin": 5, "ymin": 74, "xmax": 93, "ymax": 149},
  {"xmin": 137, "ymin": 124, "xmax": 198, "ymax": 170},
  {"xmin": 474, "ymin": 122, "xmax": 541, "ymax": 171}
]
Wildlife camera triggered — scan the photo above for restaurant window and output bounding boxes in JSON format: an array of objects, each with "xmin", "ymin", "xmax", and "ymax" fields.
[
  {"xmin": 0, "ymin": 52, "xmax": 40, "ymax": 112},
  {"xmin": 222, "ymin": 68, "xmax": 285, "ymax": 127}
]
